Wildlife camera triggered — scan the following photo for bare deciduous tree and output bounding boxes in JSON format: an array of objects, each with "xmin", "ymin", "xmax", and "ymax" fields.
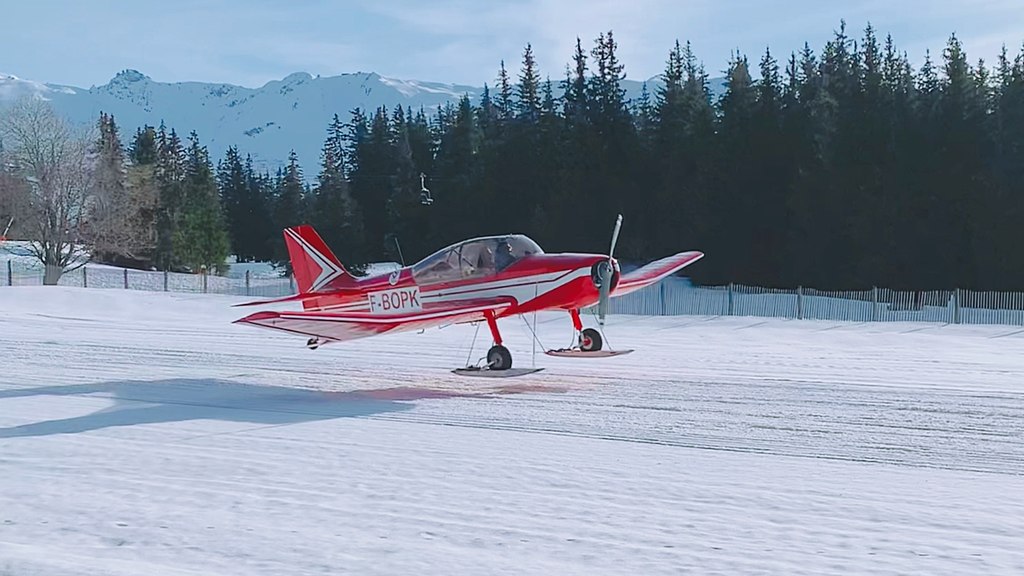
[
  {"xmin": 0, "ymin": 97, "xmax": 96, "ymax": 284},
  {"xmin": 0, "ymin": 160, "xmax": 30, "ymax": 240}
]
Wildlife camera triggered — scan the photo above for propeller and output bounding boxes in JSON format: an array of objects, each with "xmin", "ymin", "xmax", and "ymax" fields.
[{"xmin": 597, "ymin": 214, "xmax": 622, "ymax": 326}]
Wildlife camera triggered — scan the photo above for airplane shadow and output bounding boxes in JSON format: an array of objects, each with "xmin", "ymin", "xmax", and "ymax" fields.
[{"xmin": 0, "ymin": 379, "xmax": 447, "ymax": 439}]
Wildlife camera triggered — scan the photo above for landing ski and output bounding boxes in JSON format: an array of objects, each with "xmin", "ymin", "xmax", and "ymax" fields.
[
  {"xmin": 452, "ymin": 367, "xmax": 545, "ymax": 378},
  {"xmin": 544, "ymin": 349, "xmax": 634, "ymax": 358}
]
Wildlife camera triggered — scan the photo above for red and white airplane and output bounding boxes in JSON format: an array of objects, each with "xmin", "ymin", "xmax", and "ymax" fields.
[{"xmin": 233, "ymin": 216, "xmax": 703, "ymax": 371}]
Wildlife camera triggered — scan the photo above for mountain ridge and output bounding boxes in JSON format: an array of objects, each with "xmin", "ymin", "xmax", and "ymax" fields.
[{"xmin": 0, "ymin": 69, "xmax": 725, "ymax": 175}]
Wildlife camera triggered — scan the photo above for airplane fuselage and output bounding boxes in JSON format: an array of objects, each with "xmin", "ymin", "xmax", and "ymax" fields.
[{"xmin": 300, "ymin": 253, "xmax": 617, "ymax": 319}]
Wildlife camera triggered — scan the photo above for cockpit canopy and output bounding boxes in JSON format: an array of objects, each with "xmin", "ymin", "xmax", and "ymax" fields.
[{"xmin": 412, "ymin": 234, "xmax": 544, "ymax": 284}]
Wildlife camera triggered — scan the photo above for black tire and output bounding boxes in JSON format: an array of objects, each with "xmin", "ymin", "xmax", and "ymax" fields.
[
  {"xmin": 487, "ymin": 345, "xmax": 513, "ymax": 370},
  {"xmin": 580, "ymin": 328, "xmax": 603, "ymax": 351}
]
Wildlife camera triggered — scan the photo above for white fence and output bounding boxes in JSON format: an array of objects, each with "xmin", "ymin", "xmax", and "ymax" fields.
[
  {"xmin": 3, "ymin": 260, "xmax": 294, "ymax": 298},
  {"xmin": 5, "ymin": 260, "xmax": 1024, "ymax": 327},
  {"xmin": 597, "ymin": 278, "xmax": 1024, "ymax": 326}
]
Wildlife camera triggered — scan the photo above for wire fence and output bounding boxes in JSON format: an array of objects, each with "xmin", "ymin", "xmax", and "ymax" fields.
[{"xmin": 4, "ymin": 260, "xmax": 1024, "ymax": 327}]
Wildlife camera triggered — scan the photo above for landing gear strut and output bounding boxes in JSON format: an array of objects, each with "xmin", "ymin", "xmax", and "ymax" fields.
[
  {"xmin": 544, "ymin": 308, "xmax": 632, "ymax": 358},
  {"xmin": 484, "ymin": 310, "xmax": 512, "ymax": 370},
  {"xmin": 569, "ymin": 308, "xmax": 603, "ymax": 351}
]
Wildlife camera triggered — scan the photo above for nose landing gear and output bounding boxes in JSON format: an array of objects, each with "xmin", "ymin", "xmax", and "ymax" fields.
[
  {"xmin": 543, "ymin": 308, "xmax": 633, "ymax": 358},
  {"xmin": 579, "ymin": 327, "xmax": 603, "ymax": 352}
]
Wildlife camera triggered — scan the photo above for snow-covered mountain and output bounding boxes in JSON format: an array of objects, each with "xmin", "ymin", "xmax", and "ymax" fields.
[
  {"xmin": 0, "ymin": 70, "xmax": 483, "ymax": 175},
  {"xmin": 0, "ymin": 70, "xmax": 724, "ymax": 176}
]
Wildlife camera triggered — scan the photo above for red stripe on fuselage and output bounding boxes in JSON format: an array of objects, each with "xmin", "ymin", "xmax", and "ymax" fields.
[{"xmin": 300, "ymin": 254, "xmax": 608, "ymax": 315}]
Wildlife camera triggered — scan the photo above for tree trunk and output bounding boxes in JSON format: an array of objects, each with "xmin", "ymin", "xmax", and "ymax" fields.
[{"xmin": 43, "ymin": 263, "xmax": 63, "ymax": 285}]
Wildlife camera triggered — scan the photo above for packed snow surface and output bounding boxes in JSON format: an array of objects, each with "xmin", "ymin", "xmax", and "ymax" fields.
[{"xmin": 1, "ymin": 287, "xmax": 1023, "ymax": 575}]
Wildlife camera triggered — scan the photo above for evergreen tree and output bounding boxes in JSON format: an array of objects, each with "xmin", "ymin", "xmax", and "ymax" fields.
[
  {"xmin": 561, "ymin": 37, "xmax": 589, "ymax": 130},
  {"xmin": 312, "ymin": 114, "xmax": 366, "ymax": 271},
  {"xmin": 244, "ymin": 154, "xmax": 276, "ymax": 262},
  {"xmin": 216, "ymin": 146, "xmax": 250, "ymax": 259},
  {"xmin": 347, "ymin": 107, "xmax": 395, "ymax": 260},
  {"xmin": 174, "ymin": 131, "xmax": 230, "ymax": 273},
  {"xmin": 154, "ymin": 124, "xmax": 186, "ymax": 270},
  {"xmin": 129, "ymin": 125, "xmax": 158, "ymax": 165},
  {"xmin": 516, "ymin": 43, "xmax": 542, "ymax": 120},
  {"xmin": 271, "ymin": 150, "xmax": 306, "ymax": 270},
  {"xmin": 433, "ymin": 93, "xmax": 484, "ymax": 244},
  {"xmin": 496, "ymin": 61, "xmax": 513, "ymax": 122},
  {"xmin": 714, "ymin": 52, "xmax": 759, "ymax": 282}
]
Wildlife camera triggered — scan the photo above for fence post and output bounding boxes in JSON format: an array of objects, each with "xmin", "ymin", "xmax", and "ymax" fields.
[
  {"xmin": 728, "ymin": 283, "xmax": 734, "ymax": 316},
  {"xmin": 871, "ymin": 286, "xmax": 878, "ymax": 322},
  {"xmin": 245, "ymin": 270, "xmax": 251, "ymax": 297},
  {"xmin": 83, "ymin": 266, "xmax": 88, "ymax": 288},
  {"xmin": 796, "ymin": 286, "xmax": 803, "ymax": 320},
  {"xmin": 659, "ymin": 282, "xmax": 666, "ymax": 315},
  {"xmin": 163, "ymin": 270, "xmax": 169, "ymax": 291},
  {"xmin": 201, "ymin": 265, "xmax": 208, "ymax": 293},
  {"xmin": 6, "ymin": 260, "xmax": 11, "ymax": 286},
  {"xmin": 289, "ymin": 274, "xmax": 296, "ymax": 293},
  {"xmin": 123, "ymin": 268, "xmax": 128, "ymax": 289},
  {"xmin": 952, "ymin": 288, "xmax": 958, "ymax": 324}
]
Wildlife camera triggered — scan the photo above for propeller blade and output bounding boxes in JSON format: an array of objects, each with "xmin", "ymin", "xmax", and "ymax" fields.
[
  {"xmin": 608, "ymin": 214, "xmax": 622, "ymax": 261},
  {"xmin": 598, "ymin": 262, "xmax": 612, "ymax": 325},
  {"xmin": 598, "ymin": 214, "xmax": 622, "ymax": 326}
]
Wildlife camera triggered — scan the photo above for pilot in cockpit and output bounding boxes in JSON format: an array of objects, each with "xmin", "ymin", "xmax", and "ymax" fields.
[
  {"xmin": 495, "ymin": 238, "xmax": 515, "ymax": 271},
  {"xmin": 476, "ymin": 244, "xmax": 494, "ymax": 270}
]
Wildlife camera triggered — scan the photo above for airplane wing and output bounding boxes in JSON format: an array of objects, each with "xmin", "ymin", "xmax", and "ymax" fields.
[
  {"xmin": 613, "ymin": 251, "xmax": 704, "ymax": 297},
  {"xmin": 233, "ymin": 298, "xmax": 514, "ymax": 344}
]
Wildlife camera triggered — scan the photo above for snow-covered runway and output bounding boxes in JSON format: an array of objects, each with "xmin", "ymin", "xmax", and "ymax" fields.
[{"xmin": 2, "ymin": 287, "xmax": 1023, "ymax": 574}]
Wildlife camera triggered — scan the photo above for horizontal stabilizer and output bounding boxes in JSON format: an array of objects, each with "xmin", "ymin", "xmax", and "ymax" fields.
[
  {"xmin": 232, "ymin": 288, "xmax": 360, "ymax": 307},
  {"xmin": 232, "ymin": 293, "xmax": 326, "ymax": 307}
]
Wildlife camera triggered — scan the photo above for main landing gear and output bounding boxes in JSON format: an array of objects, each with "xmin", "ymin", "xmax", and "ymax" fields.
[
  {"xmin": 453, "ymin": 311, "xmax": 543, "ymax": 377},
  {"xmin": 457, "ymin": 310, "xmax": 516, "ymax": 371},
  {"xmin": 483, "ymin": 310, "xmax": 512, "ymax": 370}
]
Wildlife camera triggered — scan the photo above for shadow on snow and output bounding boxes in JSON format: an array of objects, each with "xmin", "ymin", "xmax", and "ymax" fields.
[{"xmin": 0, "ymin": 378, "xmax": 449, "ymax": 438}]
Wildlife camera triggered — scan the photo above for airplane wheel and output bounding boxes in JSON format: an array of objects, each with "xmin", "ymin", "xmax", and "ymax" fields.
[
  {"xmin": 487, "ymin": 345, "xmax": 512, "ymax": 370},
  {"xmin": 307, "ymin": 337, "xmax": 320, "ymax": 350},
  {"xmin": 580, "ymin": 328, "xmax": 603, "ymax": 351}
]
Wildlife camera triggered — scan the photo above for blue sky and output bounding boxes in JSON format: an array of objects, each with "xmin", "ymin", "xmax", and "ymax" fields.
[{"xmin": 2, "ymin": 0, "xmax": 1022, "ymax": 88}]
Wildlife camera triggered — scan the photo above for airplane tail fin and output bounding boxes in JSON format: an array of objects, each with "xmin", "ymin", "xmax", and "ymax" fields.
[{"xmin": 283, "ymin": 225, "xmax": 354, "ymax": 294}]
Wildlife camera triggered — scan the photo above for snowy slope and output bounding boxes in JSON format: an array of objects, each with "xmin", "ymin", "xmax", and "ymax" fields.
[
  {"xmin": 0, "ymin": 69, "xmax": 481, "ymax": 175},
  {"xmin": 2, "ymin": 287, "xmax": 1023, "ymax": 574},
  {"xmin": 0, "ymin": 70, "xmax": 726, "ymax": 177}
]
